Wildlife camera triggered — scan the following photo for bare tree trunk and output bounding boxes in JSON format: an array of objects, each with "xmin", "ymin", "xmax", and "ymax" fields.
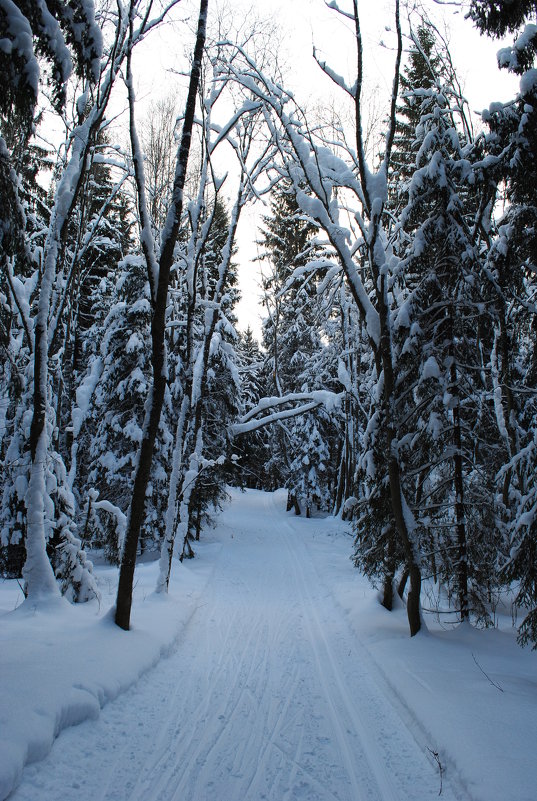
[
  {"xmin": 450, "ymin": 336, "xmax": 469, "ymax": 622},
  {"xmin": 397, "ymin": 567, "xmax": 409, "ymax": 599},
  {"xmin": 376, "ymin": 267, "xmax": 423, "ymax": 635},
  {"xmin": 381, "ymin": 526, "xmax": 396, "ymax": 610},
  {"xmin": 115, "ymin": 0, "xmax": 208, "ymax": 631}
]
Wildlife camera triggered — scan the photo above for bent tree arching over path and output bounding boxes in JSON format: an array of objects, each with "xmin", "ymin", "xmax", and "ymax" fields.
[{"xmin": 10, "ymin": 490, "xmax": 461, "ymax": 801}]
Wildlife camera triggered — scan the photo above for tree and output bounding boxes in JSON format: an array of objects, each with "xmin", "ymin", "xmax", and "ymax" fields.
[
  {"xmin": 389, "ymin": 24, "xmax": 444, "ymax": 206},
  {"xmin": 0, "ymin": 0, "xmax": 185, "ymax": 605},
  {"xmin": 140, "ymin": 95, "xmax": 180, "ymax": 232},
  {"xmin": 78, "ymin": 257, "xmax": 170, "ymax": 561},
  {"xmin": 156, "ymin": 47, "xmax": 272, "ymax": 587},
  {"xmin": 352, "ymin": 24, "xmax": 450, "ymax": 611},
  {"xmin": 181, "ymin": 199, "xmax": 241, "ymax": 548},
  {"xmin": 468, "ymin": 1, "xmax": 537, "ymax": 38},
  {"xmin": 234, "ymin": 326, "xmax": 267, "ymax": 489},
  {"xmin": 258, "ymin": 179, "xmax": 326, "ymax": 507},
  {"xmin": 469, "ymin": 0, "xmax": 537, "ymax": 645},
  {"xmin": 115, "ymin": 0, "xmax": 209, "ymax": 629},
  {"xmin": 398, "ymin": 82, "xmax": 498, "ymax": 622},
  {"xmin": 0, "ymin": 0, "xmax": 102, "ymax": 282},
  {"xmin": 1, "ymin": 0, "xmax": 104, "ymax": 601}
]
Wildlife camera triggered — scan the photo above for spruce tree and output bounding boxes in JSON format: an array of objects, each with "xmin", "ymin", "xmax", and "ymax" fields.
[
  {"xmin": 389, "ymin": 25, "xmax": 443, "ymax": 206},
  {"xmin": 469, "ymin": 1, "xmax": 537, "ymax": 645},
  {"xmin": 79, "ymin": 257, "xmax": 171, "ymax": 561},
  {"xmin": 396, "ymin": 84, "xmax": 497, "ymax": 622},
  {"xmin": 234, "ymin": 326, "xmax": 267, "ymax": 489},
  {"xmin": 258, "ymin": 178, "xmax": 324, "ymax": 505},
  {"xmin": 353, "ymin": 23, "xmax": 450, "ymax": 611}
]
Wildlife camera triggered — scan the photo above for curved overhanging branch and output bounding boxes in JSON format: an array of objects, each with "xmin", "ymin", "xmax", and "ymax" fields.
[{"xmin": 231, "ymin": 390, "xmax": 343, "ymax": 435}]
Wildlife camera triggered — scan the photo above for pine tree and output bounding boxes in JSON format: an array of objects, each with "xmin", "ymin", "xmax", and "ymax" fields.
[
  {"xmin": 469, "ymin": 1, "xmax": 537, "ymax": 645},
  {"xmin": 258, "ymin": 179, "xmax": 326, "ymax": 506},
  {"xmin": 55, "ymin": 131, "xmax": 134, "ymax": 466},
  {"xmin": 353, "ymin": 23, "xmax": 452, "ymax": 612},
  {"xmin": 288, "ymin": 412, "xmax": 331, "ymax": 517},
  {"xmin": 79, "ymin": 257, "xmax": 171, "ymax": 561},
  {"xmin": 234, "ymin": 327, "xmax": 267, "ymax": 489},
  {"xmin": 259, "ymin": 180, "xmax": 319, "ymax": 393},
  {"xmin": 175, "ymin": 198, "xmax": 242, "ymax": 547},
  {"xmin": 468, "ymin": 1, "xmax": 536, "ymax": 38},
  {"xmin": 389, "ymin": 25, "xmax": 444, "ymax": 206},
  {"xmin": 0, "ymin": 0, "xmax": 101, "ymax": 277},
  {"xmin": 395, "ymin": 84, "xmax": 498, "ymax": 623}
]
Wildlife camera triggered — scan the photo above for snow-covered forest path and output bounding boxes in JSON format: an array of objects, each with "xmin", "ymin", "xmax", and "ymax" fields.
[{"xmin": 11, "ymin": 489, "xmax": 460, "ymax": 801}]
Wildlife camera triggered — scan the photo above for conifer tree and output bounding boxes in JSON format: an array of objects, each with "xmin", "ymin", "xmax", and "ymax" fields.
[
  {"xmin": 234, "ymin": 326, "xmax": 267, "ymax": 488},
  {"xmin": 0, "ymin": 0, "xmax": 103, "ymax": 596},
  {"xmin": 389, "ymin": 25, "xmax": 443, "ymax": 206},
  {"xmin": 183, "ymin": 199, "xmax": 241, "ymax": 544},
  {"xmin": 396, "ymin": 82, "xmax": 499, "ymax": 622},
  {"xmin": 79, "ymin": 257, "xmax": 171, "ymax": 561},
  {"xmin": 258, "ymin": 178, "xmax": 327, "ymax": 507},
  {"xmin": 353, "ymin": 22, "xmax": 451, "ymax": 611},
  {"xmin": 469, "ymin": 0, "xmax": 537, "ymax": 645}
]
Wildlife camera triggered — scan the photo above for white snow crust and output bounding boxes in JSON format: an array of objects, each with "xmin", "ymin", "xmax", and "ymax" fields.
[{"xmin": 1, "ymin": 489, "xmax": 535, "ymax": 801}]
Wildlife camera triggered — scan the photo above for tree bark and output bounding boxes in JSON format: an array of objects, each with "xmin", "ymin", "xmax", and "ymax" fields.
[
  {"xmin": 115, "ymin": 0, "xmax": 208, "ymax": 630},
  {"xmin": 450, "ymin": 337, "xmax": 469, "ymax": 622},
  {"xmin": 381, "ymin": 528, "xmax": 396, "ymax": 610},
  {"xmin": 377, "ymin": 270, "xmax": 422, "ymax": 635},
  {"xmin": 397, "ymin": 567, "xmax": 409, "ymax": 599}
]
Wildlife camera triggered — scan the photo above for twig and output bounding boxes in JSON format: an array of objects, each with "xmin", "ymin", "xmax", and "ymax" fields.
[
  {"xmin": 427, "ymin": 747, "xmax": 443, "ymax": 796},
  {"xmin": 472, "ymin": 652, "xmax": 504, "ymax": 692}
]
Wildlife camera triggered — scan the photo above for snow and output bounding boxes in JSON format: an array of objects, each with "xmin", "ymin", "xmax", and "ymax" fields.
[
  {"xmin": 2, "ymin": 0, "xmax": 40, "ymax": 99},
  {"xmin": 337, "ymin": 358, "xmax": 352, "ymax": 391},
  {"xmin": 520, "ymin": 68, "xmax": 537, "ymax": 96},
  {"xmin": 1, "ymin": 489, "xmax": 536, "ymax": 801},
  {"xmin": 22, "ymin": 431, "xmax": 60, "ymax": 601},
  {"xmin": 0, "ymin": 548, "xmax": 217, "ymax": 801},
  {"xmin": 421, "ymin": 355, "xmax": 441, "ymax": 381},
  {"xmin": 72, "ymin": 357, "xmax": 103, "ymax": 439}
]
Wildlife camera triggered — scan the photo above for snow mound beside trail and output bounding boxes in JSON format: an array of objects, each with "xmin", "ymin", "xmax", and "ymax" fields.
[{"xmin": 0, "ymin": 548, "xmax": 218, "ymax": 801}]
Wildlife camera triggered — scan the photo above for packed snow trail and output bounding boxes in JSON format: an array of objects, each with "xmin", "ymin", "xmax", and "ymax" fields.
[{"xmin": 11, "ymin": 489, "xmax": 460, "ymax": 801}]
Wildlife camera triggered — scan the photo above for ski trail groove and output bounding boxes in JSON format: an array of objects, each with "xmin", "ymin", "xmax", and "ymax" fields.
[
  {"xmin": 10, "ymin": 489, "xmax": 462, "ymax": 801},
  {"xmin": 279, "ymin": 515, "xmax": 394, "ymax": 800}
]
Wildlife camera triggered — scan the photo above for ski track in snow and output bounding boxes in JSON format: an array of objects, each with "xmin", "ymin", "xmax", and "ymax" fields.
[{"xmin": 10, "ymin": 490, "xmax": 461, "ymax": 801}]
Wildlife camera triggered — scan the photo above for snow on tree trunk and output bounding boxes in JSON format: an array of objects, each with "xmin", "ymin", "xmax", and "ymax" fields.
[{"xmin": 23, "ymin": 429, "xmax": 60, "ymax": 599}]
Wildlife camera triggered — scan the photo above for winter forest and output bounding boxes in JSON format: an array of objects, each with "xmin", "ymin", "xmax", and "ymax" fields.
[
  {"xmin": 3, "ymin": 0, "xmax": 537, "ymax": 797},
  {"xmin": 3, "ymin": 0, "xmax": 537, "ymax": 651}
]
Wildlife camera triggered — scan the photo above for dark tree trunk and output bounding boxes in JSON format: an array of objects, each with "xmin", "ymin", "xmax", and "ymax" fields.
[
  {"xmin": 334, "ymin": 438, "xmax": 346, "ymax": 516},
  {"xmin": 397, "ymin": 566, "xmax": 409, "ymax": 599},
  {"xmin": 377, "ymin": 270, "xmax": 422, "ymax": 636},
  {"xmin": 381, "ymin": 528, "xmax": 396, "ymax": 610},
  {"xmin": 286, "ymin": 492, "xmax": 293, "ymax": 512},
  {"xmin": 382, "ymin": 574, "xmax": 394, "ymax": 611},
  {"xmin": 287, "ymin": 492, "xmax": 301, "ymax": 515},
  {"xmin": 451, "ymin": 354, "xmax": 469, "ymax": 622},
  {"xmin": 115, "ymin": 0, "xmax": 208, "ymax": 631}
]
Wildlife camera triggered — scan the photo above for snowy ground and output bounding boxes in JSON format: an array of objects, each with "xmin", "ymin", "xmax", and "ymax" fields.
[{"xmin": 1, "ymin": 488, "xmax": 535, "ymax": 801}]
